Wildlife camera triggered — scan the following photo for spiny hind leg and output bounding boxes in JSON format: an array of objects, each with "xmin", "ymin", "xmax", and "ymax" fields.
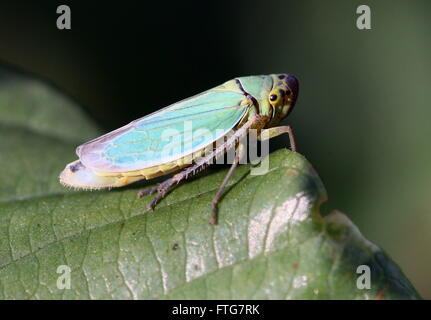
[
  {"xmin": 138, "ymin": 117, "xmax": 256, "ymax": 220},
  {"xmin": 137, "ymin": 162, "xmax": 208, "ymax": 211}
]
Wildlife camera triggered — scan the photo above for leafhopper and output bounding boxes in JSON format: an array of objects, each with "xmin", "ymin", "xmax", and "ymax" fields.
[{"xmin": 60, "ymin": 74, "xmax": 299, "ymax": 224}]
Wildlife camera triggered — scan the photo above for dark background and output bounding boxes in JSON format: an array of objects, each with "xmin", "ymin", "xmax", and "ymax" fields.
[{"xmin": 0, "ymin": 0, "xmax": 430, "ymax": 298}]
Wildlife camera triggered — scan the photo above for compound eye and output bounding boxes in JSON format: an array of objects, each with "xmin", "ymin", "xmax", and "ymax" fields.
[{"xmin": 269, "ymin": 90, "xmax": 283, "ymax": 106}]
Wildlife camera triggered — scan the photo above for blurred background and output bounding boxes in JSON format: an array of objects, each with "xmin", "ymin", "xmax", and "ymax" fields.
[{"xmin": 0, "ymin": 0, "xmax": 429, "ymax": 298}]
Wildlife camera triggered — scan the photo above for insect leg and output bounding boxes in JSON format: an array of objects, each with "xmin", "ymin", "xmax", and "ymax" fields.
[
  {"xmin": 210, "ymin": 142, "xmax": 245, "ymax": 225},
  {"xmin": 137, "ymin": 185, "xmax": 159, "ymax": 197},
  {"xmin": 142, "ymin": 161, "xmax": 209, "ymax": 211},
  {"xmin": 139, "ymin": 118, "xmax": 255, "ymax": 221},
  {"xmin": 258, "ymin": 125, "xmax": 296, "ymax": 152}
]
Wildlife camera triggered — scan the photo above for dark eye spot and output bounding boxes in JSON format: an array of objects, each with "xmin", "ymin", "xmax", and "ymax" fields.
[
  {"xmin": 285, "ymin": 89, "xmax": 292, "ymax": 95},
  {"xmin": 278, "ymin": 75, "xmax": 286, "ymax": 79},
  {"xmin": 69, "ymin": 161, "xmax": 84, "ymax": 173},
  {"xmin": 269, "ymin": 94, "xmax": 278, "ymax": 101}
]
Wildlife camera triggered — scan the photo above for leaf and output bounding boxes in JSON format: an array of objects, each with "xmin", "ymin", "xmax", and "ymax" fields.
[{"xmin": 0, "ymin": 69, "xmax": 421, "ymax": 300}]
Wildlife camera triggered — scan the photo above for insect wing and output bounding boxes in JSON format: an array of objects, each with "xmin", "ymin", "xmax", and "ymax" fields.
[{"xmin": 77, "ymin": 84, "xmax": 248, "ymax": 172}]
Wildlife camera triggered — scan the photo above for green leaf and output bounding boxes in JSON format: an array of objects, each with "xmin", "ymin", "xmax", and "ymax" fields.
[{"xmin": 0, "ymin": 69, "xmax": 421, "ymax": 300}]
